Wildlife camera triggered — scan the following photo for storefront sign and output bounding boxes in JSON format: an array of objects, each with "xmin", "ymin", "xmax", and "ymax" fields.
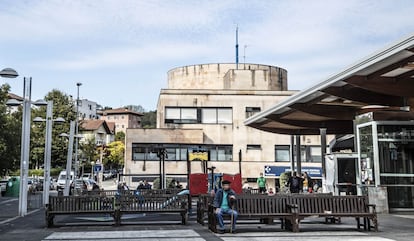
[{"xmin": 264, "ymin": 165, "xmax": 322, "ymax": 178}]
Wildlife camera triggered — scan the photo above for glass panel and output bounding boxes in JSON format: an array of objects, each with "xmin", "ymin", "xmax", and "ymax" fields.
[
  {"xmin": 165, "ymin": 108, "xmax": 180, "ymax": 119},
  {"xmin": 165, "ymin": 147, "xmax": 177, "ymax": 161},
  {"xmin": 275, "ymin": 146, "xmax": 290, "ymax": 162},
  {"xmin": 180, "ymin": 148, "xmax": 187, "ymax": 161},
  {"xmin": 210, "ymin": 147, "xmax": 218, "ymax": 161},
  {"xmin": 217, "ymin": 108, "xmax": 232, "ymax": 124},
  {"xmin": 379, "ymin": 141, "xmax": 414, "ymax": 174},
  {"xmin": 181, "ymin": 108, "xmax": 197, "ymax": 120},
  {"xmin": 358, "ymin": 125, "xmax": 375, "ymax": 185},
  {"xmin": 386, "ymin": 186, "xmax": 414, "ymax": 208},
  {"xmin": 310, "ymin": 147, "xmax": 322, "ymax": 163},
  {"xmin": 202, "ymin": 109, "xmax": 217, "ymax": 124},
  {"xmin": 217, "ymin": 146, "xmax": 232, "ymax": 161}
]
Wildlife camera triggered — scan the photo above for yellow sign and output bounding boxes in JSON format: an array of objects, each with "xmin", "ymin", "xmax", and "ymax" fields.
[{"xmin": 189, "ymin": 152, "xmax": 208, "ymax": 161}]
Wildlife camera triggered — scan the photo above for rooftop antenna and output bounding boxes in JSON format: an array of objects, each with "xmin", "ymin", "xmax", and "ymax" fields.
[
  {"xmin": 235, "ymin": 25, "xmax": 239, "ymax": 70},
  {"xmin": 243, "ymin": 45, "xmax": 247, "ymax": 69}
]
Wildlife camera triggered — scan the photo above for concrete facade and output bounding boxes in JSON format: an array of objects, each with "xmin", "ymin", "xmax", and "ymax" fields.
[{"xmin": 125, "ymin": 63, "xmax": 326, "ymax": 189}]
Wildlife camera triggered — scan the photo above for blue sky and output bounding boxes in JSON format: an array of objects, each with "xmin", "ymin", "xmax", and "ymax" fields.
[{"xmin": 1, "ymin": 0, "xmax": 413, "ymax": 111}]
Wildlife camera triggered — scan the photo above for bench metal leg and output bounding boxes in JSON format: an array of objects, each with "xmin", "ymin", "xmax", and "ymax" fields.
[
  {"xmin": 114, "ymin": 210, "xmax": 121, "ymax": 226},
  {"xmin": 46, "ymin": 214, "xmax": 54, "ymax": 228},
  {"xmin": 181, "ymin": 212, "xmax": 188, "ymax": 225}
]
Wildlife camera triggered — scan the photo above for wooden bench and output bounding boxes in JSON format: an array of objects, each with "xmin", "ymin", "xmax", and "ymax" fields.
[
  {"xmin": 207, "ymin": 195, "xmax": 294, "ymax": 233},
  {"xmin": 116, "ymin": 193, "xmax": 188, "ymax": 225},
  {"xmin": 46, "ymin": 192, "xmax": 188, "ymax": 227},
  {"xmin": 288, "ymin": 195, "xmax": 378, "ymax": 232},
  {"xmin": 197, "ymin": 194, "xmax": 214, "ymax": 225},
  {"xmin": 46, "ymin": 196, "xmax": 116, "ymax": 227}
]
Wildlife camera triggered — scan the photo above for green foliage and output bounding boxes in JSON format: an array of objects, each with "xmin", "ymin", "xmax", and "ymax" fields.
[
  {"xmin": 152, "ymin": 177, "xmax": 174, "ymax": 190},
  {"xmin": 115, "ymin": 131, "xmax": 125, "ymax": 142},
  {"xmin": 79, "ymin": 137, "xmax": 98, "ymax": 165},
  {"xmin": 141, "ymin": 110, "xmax": 156, "ymax": 128},
  {"xmin": 279, "ymin": 171, "xmax": 292, "ymax": 193},
  {"xmin": 31, "ymin": 89, "xmax": 76, "ymax": 168},
  {"xmin": 103, "ymin": 141, "xmax": 125, "ymax": 169},
  {"xmin": 0, "ymin": 84, "xmax": 21, "ymax": 175}
]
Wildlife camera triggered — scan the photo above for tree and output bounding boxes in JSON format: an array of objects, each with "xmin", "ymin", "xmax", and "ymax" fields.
[
  {"xmin": 79, "ymin": 137, "xmax": 99, "ymax": 172},
  {"xmin": 0, "ymin": 84, "xmax": 21, "ymax": 175},
  {"xmin": 31, "ymin": 89, "xmax": 76, "ymax": 168},
  {"xmin": 141, "ymin": 110, "xmax": 156, "ymax": 128},
  {"xmin": 103, "ymin": 141, "xmax": 125, "ymax": 169},
  {"xmin": 115, "ymin": 131, "xmax": 125, "ymax": 142}
]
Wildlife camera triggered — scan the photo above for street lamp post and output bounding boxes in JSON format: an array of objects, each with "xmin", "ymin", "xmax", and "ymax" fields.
[
  {"xmin": 63, "ymin": 121, "xmax": 76, "ymax": 196},
  {"xmin": 19, "ymin": 77, "xmax": 31, "ymax": 217},
  {"xmin": 74, "ymin": 82, "xmax": 82, "ymax": 179},
  {"xmin": 33, "ymin": 101, "xmax": 65, "ymax": 205}
]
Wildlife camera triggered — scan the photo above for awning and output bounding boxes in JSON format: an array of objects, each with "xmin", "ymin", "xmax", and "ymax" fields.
[{"xmin": 245, "ymin": 34, "xmax": 414, "ymax": 135}]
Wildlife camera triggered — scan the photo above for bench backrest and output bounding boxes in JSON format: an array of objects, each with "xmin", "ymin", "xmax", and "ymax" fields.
[
  {"xmin": 48, "ymin": 196, "xmax": 115, "ymax": 212},
  {"xmin": 290, "ymin": 195, "xmax": 369, "ymax": 214},
  {"xmin": 235, "ymin": 195, "xmax": 290, "ymax": 214},
  {"xmin": 118, "ymin": 194, "xmax": 188, "ymax": 211}
]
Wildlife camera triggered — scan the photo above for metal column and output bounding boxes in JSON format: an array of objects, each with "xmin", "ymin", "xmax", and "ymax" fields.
[{"xmin": 295, "ymin": 135, "xmax": 301, "ymax": 176}]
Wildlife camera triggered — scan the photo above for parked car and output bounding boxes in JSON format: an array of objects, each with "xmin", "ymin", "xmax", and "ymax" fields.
[
  {"xmin": 87, "ymin": 179, "xmax": 100, "ymax": 191},
  {"xmin": 103, "ymin": 170, "xmax": 112, "ymax": 180},
  {"xmin": 57, "ymin": 171, "xmax": 74, "ymax": 190},
  {"xmin": 81, "ymin": 174, "xmax": 91, "ymax": 180}
]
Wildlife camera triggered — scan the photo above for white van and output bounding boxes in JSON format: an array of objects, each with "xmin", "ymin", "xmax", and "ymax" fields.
[{"xmin": 57, "ymin": 170, "xmax": 75, "ymax": 190}]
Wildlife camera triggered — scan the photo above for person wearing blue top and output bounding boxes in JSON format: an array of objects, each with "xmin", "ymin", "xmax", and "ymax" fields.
[{"xmin": 213, "ymin": 180, "xmax": 238, "ymax": 234}]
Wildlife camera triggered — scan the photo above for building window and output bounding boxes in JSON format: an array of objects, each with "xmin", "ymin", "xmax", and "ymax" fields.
[
  {"xmin": 217, "ymin": 108, "xmax": 232, "ymax": 124},
  {"xmin": 121, "ymin": 115, "xmax": 125, "ymax": 119},
  {"xmin": 121, "ymin": 125, "xmax": 124, "ymax": 128},
  {"xmin": 201, "ymin": 108, "xmax": 217, "ymax": 124},
  {"xmin": 132, "ymin": 144, "xmax": 232, "ymax": 161},
  {"xmin": 292, "ymin": 145, "xmax": 322, "ymax": 163},
  {"xmin": 209, "ymin": 145, "xmax": 232, "ymax": 161},
  {"xmin": 165, "ymin": 107, "xmax": 197, "ymax": 124},
  {"xmin": 165, "ymin": 107, "xmax": 232, "ymax": 124},
  {"xmin": 275, "ymin": 145, "xmax": 290, "ymax": 162},
  {"xmin": 247, "ymin": 144, "xmax": 262, "ymax": 150},
  {"xmin": 246, "ymin": 107, "xmax": 261, "ymax": 118}
]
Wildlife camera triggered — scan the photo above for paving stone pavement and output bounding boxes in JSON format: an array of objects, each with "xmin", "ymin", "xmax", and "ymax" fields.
[{"xmin": 2, "ymin": 195, "xmax": 414, "ymax": 241}]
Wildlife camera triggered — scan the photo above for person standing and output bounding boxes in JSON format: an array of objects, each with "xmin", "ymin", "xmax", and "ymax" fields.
[
  {"xmin": 257, "ymin": 173, "xmax": 267, "ymax": 194},
  {"xmin": 213, "ymin": 180, "xmax": 238, "ymax": 234},
  {"xmin": 302, "ymin": 172, "xmax": 313, "ymax": 193},
  {"xmin": 287, "ymin": 172, "xmax": 302, "ymax": 193}
]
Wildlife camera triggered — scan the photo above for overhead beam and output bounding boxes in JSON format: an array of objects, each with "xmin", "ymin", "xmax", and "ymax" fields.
[
  {"xmin": 275, "ymin": 118, "xmax": 353, "ymax": 130},
  {"xmin": 322, "ymin": 85, "xmax": 405, "ymax": 106},
  {"xmin": 290, "ymin": 103, "xmax": 357, "ymax": 120},
  {"xmin": 346, "ymin": 74, "xmax": 414, "ymax": 97}
]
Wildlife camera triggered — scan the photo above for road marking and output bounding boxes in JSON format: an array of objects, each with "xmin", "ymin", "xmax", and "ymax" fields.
[
  {"xmin": 0, "ymin": 208, "xmax": 41, "ymax": 225},
  {"xmin": 44, "ymin": 230, "xmax": 204, "ymax": 240},
  {"xmin": 0, "ymin": 198, "xmax": 18, "ymax": 205},
  {"xmin": 218, "ymin": 231, "xmax": 395, "ymax": 241},
  {"xmin": 393, "ymin": 214, "xmax": 414, "ymax": 220}
]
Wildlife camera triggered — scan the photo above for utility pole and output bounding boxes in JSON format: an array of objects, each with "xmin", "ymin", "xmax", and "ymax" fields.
[{"xmin": 74, "ymin": 82, "xmax": 82, "ymax": 178}]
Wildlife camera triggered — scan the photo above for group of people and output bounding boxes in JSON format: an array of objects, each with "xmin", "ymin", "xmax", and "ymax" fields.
[
  {"xmin": 213, "ymin": 172, "xmax": 319, "ymax": 233},
  {"xmin": 168, "ymin": 179, "xmax": 183, "ymax": 189},
  {"xmin": 287, "ymin": 171, "xmax": 314, "ymax": 193}
]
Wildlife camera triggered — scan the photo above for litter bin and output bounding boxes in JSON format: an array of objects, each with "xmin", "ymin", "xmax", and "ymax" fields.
[{"xmin": 5, "ymin": 177, "xmax": 20, "ymax": 197}]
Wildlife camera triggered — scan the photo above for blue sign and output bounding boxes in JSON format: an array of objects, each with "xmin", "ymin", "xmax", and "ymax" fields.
[
  {"xmin": 264, "ymin": 165, "xmax": 322, "ymax": 178},
  {"xmin": 94, "ymin": 164, "xmax": 103, "ymax": 173}
]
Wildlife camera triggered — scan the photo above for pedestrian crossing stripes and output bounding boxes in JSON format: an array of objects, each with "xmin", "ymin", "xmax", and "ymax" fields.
[{"xmin": 43, "ymin": 230, "xmax": 204, "ymax": 241}]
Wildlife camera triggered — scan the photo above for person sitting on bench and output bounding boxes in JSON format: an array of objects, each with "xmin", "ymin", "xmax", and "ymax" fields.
[{"xmin": 213, "ymin": 180, "xmax": 238, "ymax": 234}]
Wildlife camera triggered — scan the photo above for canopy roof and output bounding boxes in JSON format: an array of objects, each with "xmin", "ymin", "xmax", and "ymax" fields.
[{"xmin": 245, "ymin": 34, "xmax": 414, "ymax": 135}]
